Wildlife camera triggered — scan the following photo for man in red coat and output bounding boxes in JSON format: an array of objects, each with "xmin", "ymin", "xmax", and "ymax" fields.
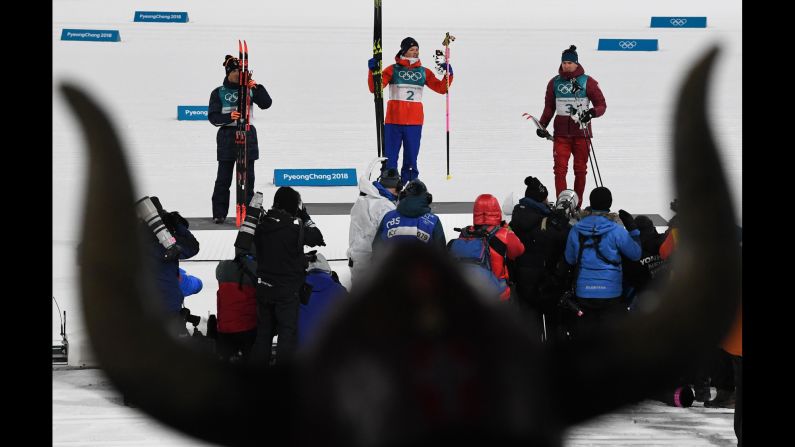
[
  {"xmin": 215, "ymin": 249, "xmax": 258, "ymax": 362},
  {"xmin": 469, "ymin": 194, "xmax": 526, "ymax": 301},
  {"xmin": 536, "ymin": 45, "xmax": 607, "ymax": 206}
]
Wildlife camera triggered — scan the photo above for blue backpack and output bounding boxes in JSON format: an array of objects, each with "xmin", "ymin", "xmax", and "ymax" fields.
[{"xmin": 447, "ymin": 226, "xmax": 508, "ymax": 297}]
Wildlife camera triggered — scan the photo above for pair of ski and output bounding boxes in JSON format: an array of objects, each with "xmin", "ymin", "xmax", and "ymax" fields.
[
  {"xmin": 371, "ymin": 1, "xmax": 455, "ymax": 180},
  {"xmin": 522, "ymin": 113, "xmax": 552, "ymax": 141},
  {"xmin": 235, "ymin": 40, "xmax": 252, "ymax": 227}
]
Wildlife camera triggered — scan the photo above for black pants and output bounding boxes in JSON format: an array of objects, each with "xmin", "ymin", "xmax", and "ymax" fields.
[
  {"xmin": 574, "ymin": 296, "xmax": 626, "ymax": 337},
  {"xmin": 216, "ymin": 329, "xmax": 257, "ymax": 362},
  {"xmin": 250, "ymin": 283, "xmax": 300, "ymax": 366},
  {"xmin": 706, "ymin": 347, "xmax": 735, "ymax": 391},
  {"xmin": 212, "ymin": 160, "xmax": 256, "ymax": 219}
]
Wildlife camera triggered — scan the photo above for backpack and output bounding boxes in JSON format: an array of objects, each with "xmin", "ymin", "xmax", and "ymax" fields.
[{"xmin": 447, "ymin": 225, "xmax": 508, "ymax": 297}]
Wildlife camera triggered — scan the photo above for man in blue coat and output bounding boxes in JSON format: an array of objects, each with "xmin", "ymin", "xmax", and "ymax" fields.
[
  {"xmin": 208, "ymin": 54, "xmax": 273, "ymax": 224},
  {"xmin": 299, "ymin": 252, "xmax": 348, "ymax": 347},
  {"xmin": 140, "ymin": 197, "xmax": 200, "ymax": 334},
  {"xmin": 373, "ymin": 179, "xmax": 446, "ymax": 251},
  {"xmin": 564, "ymin": 187, "xmax": 640, "ymax": 334}
]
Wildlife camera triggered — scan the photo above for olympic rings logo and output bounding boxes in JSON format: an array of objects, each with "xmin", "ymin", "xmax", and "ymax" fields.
[
  {"xmin": 557, "ymin": 84, "xmax": 573, "ymax": 94},
  {"xmin": 224, "ymin": 92, "xmax": 239, "ymax": 102},
  {"xmin": 670, "ymin": 18, "xmax": 687, "ymax": 26},
  {"xmin": 618, "ymin": 41, "xmax": 637, "ymax": 49},
  {"xmin": 398, "ymin": 71, "xmax": 422, "ymax": 81}
]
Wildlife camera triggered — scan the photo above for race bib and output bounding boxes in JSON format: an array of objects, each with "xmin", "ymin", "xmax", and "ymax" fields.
[{"xmin": 389, "ymin": 83, "xmax": 424, "ymax": 102}]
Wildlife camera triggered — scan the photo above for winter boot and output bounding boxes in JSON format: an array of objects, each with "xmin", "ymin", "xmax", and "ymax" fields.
[
  {"xmin": 692, "ymin": 378, "xmax": 711, "ymax": 402},
  {"xmin": 693, "ymin": 385, "xmax": 711, "ymax": 402},
  {"xmin": 704, "ymin": 389, "xmax": 735, "ymax": 408}
]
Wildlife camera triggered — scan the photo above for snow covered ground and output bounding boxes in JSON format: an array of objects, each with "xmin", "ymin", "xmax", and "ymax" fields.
[
  {"xmin": 53, "ymin": 0, "xmax": 741, "ymax": 444},
  {"xmin": 53, "ymin": 366, "xmax": 738, "ymax": 446}
]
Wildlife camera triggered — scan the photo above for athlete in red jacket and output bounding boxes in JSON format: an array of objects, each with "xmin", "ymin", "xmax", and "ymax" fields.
[{"xmin": 536, "ymin": 45, "xmax": 607, "ymax": 206}]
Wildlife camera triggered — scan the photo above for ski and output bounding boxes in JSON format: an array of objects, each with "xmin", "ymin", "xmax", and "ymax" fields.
[
  {"xmin": 235, "ymin": 40, "xmax": 251, "ymax": 227},
  {"xmin": 372, "ymin": 0, "xmax": 384, "ymax": 157},
  {"xmin": 522, "ymin": 112, "xmax": 553, "ymax": 140}
]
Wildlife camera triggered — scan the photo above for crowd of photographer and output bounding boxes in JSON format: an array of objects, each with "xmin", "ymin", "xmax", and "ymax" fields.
[{"xmin": 135, "ymin": 166, "xmax": 738, "ymax": 412}]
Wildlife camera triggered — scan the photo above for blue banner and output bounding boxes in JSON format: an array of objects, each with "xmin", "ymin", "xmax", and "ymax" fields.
[
  {"xmin": 598, "ymin": 39, "xmax": 658, "ymax": 51},
  {"xmin": 650, "ymin": 17, "xmax": 707, "ymax": 28},
  {"xmin": 177, "ymin": 106, "xmax": 208, "ymax": 121},
  {"xmin": 274, "ymin": 169, "xmax": 358, "ymax": 186},
  {"xmin": 134, "ymin": 11, "xmax": 189, "ymax": 23},
  {"xmin": 61, "ymin": 29, "xmax": 120, "ymax": 42}
]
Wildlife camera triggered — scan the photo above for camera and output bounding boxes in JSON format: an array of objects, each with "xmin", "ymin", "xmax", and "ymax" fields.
[
  {"xmin": 234, "ymin": 192, "xmax": 264, "ymax": 251},
  {"xmin": 136, "ymin": 196, "xmax": 180, "ymax": 261},
  {"xmin": 670, "ymin": 198, "xmax": 679, "ymax": 213},
  {"xmin": 180, "ymin": 307, "xmax": 201, "ymax": 327}
]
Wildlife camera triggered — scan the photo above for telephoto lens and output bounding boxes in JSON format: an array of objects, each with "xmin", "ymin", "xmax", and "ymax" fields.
[
  {"xmin": 135, "ymin": 196, "xmax": 179, "ymax": 261},
  {"xmin": 234, "ymin": 192, "xmax": 264, "ymax": 251}
]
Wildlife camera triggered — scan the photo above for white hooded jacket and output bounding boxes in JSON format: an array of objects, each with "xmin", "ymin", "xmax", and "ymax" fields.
[{"xmin": 347, "ymin": 176, "xmax": 397, "ymax": 279}]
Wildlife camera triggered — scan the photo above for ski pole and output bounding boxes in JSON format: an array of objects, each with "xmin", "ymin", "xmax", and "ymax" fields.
[
  {"xmin": 372, "ymin": 0, "xmax": 384, "ymax": 157},
  {"xmin": 582, "ymin": 124, "xmax": 604, "ymax": 187},
  {"xmin": 443, "ymin": 32, "xmax": 455, "ymax": 180},
  {"xmin": 570, "ymin": 78, "xmax": 604, "ymax": 188}
]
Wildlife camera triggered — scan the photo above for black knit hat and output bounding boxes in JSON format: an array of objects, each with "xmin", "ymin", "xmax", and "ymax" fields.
[
  {"xmin": 273, "ymin": 187, "xmax": 301, "ymax": 216},
  {"xmin": 561, "ymin": 45, "xmax": 579, "ymax": 64},
  {"xmin": 397, "ymin": 37, "xmax": 419, "ymax": 57},
  {"xmin": 378, "ymin": 168, "xmax": 402, "ymax": 189},
  {"xmin": 524, "ymin": 176, "xmax": 549, "ymax": 202},
  {"xmin": 399, "ymin": 179, "xmax": 432, "ymax": 204},
  {"xmin": 589, "ymin": 186, "xmax": 612, "ymax": 211},
  {"xmin": 223, "ymin": 55, "xmax": 240, "ymax": 74}
]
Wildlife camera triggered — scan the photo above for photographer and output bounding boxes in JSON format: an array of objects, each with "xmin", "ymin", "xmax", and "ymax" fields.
[
  {"xmin": 136, "ymin": 196, "xmax": 200, "ymax": 335},
  {"xmin": 250, "ymin": 187, "xmax": 326, "ymax": 366},
  {"xmin": 299, "ymin": 252, "xmax": 348, "ymax": 348}
]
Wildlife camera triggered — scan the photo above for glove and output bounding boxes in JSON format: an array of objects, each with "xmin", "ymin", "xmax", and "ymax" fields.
[
  {"xmin": 368, "ymin": 57, "xmax": 379, "ymax": 71},
  {"xmin": 536, "ymin": 128, "xmax": 552, "ymax": 139},
  {"xmin": 298, "ymin": 206, "xmax": 316, "ymax": 228},
  {"xmin": 445, "ymin": 63, "xmax": 454, "ymax": 75},
  {"xmin": 579, "ymin": 108, "xmax": 596, "ymax": 124},
  {"xmin": 247, "ymin": 78, "xmax": 257, "ymax": 89},
  {"xmin": 618, "ymin": 209, "xmax": 637, "ymax": 231},
  {"xmin": 163, "ymin": 244, "xmax": 181, "ymax": 262}
]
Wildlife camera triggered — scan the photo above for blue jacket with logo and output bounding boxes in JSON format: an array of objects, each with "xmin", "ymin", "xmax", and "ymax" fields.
[
  {"xmin": 373, "ymin": 194, "xmax": 446, "ymax": 251},
  {"xmin": 564, "ymin": 214, "xmax": 641, "ymax": 298},
  {"xmin": 208, "ymin": 77, "xmax": 273, "ymax": 161}
]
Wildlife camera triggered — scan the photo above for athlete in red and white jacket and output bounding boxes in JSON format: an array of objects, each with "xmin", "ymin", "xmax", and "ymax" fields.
[{"xmin": 368, "ymin": 37, "xmax": 454, "ymax": 184}]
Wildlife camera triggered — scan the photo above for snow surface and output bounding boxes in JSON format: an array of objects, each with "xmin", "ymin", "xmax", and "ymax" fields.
[
  {"xmin": 53, "ymin": 366, "xmax": 738, "ymax": 446},
  {"xmin": 53, "ymin": 1, "xmax": 741, "ymax": 444}
]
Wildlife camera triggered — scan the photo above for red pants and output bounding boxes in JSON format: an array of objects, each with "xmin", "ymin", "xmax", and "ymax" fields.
[{"xmin": 553, "ymin": 136, "xmax": 589, "ymax": 205}]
